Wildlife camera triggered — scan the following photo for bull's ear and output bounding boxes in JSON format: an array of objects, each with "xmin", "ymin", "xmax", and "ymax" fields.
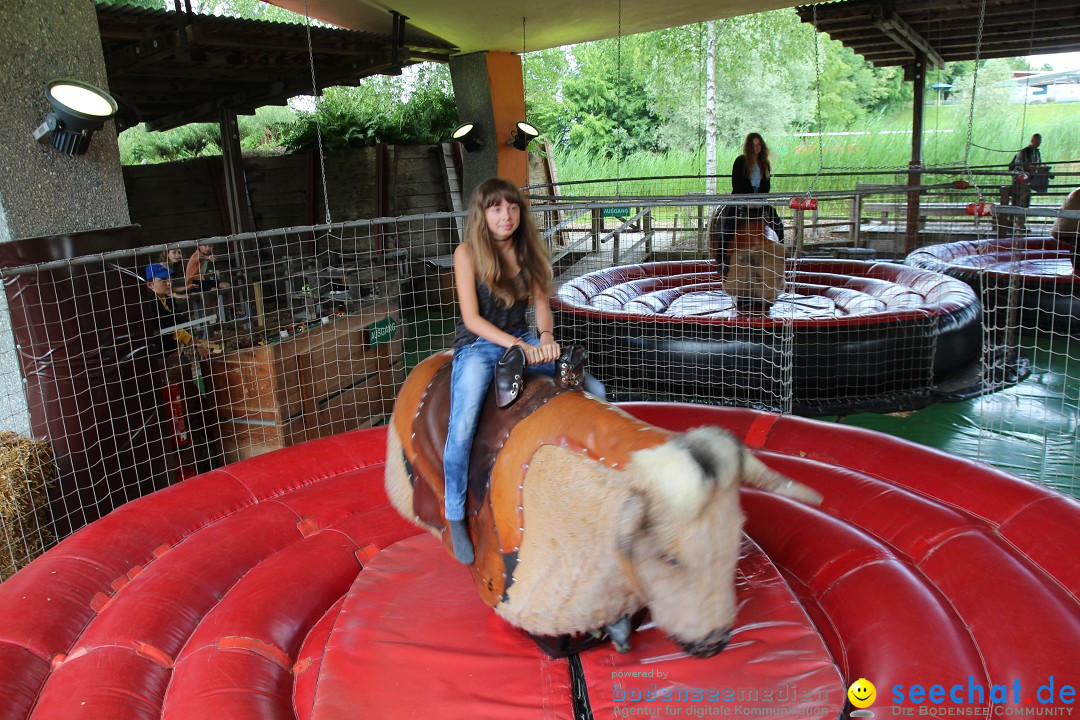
[{"xmin": 678, "ymin": 427, "xmax": 742, "ymax": 491}]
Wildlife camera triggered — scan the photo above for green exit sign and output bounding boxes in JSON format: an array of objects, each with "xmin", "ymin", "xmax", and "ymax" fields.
[{"xmin": 367, "ymin": 316, "xmax": 398, "ymax": 347}]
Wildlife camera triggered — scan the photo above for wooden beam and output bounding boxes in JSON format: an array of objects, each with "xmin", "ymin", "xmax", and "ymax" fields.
[
  {"xmin": 874, "ymin": 9, "xmax": 945, "ymax": 68},
  {"xmin": 104, "ymin": 25, "xmax": 197, "ymax": 77},
  {"xmin": 905, "ymin": 51, "xmax": 926, "ymax": 255},
  {"xmin": 219, "ymin": 108, "xmax": 254, "ymax": 234},
  {"xmin": 147, "ymin": 81, "xmax": 286, "ymax": 130}
]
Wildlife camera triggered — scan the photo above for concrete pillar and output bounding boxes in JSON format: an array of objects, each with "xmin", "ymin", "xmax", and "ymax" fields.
[
  {"xmin": 449, "ymin": 51, "xmax": 529, "ymax": 201},
  {"xmin": 0, "ymin": 0, "xmax": 130, "ymax": 243},
  {"xmin": 0, "ymin": 1, "xmax": 158, "ymax": 539}
]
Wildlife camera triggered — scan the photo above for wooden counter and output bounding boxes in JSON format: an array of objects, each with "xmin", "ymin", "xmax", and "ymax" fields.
[{"xmin": 207, "ymin": 300, "xmax": 404, "ymax": 463}]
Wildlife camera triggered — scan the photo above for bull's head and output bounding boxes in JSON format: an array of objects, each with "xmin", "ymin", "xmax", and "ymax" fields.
[{"xmin": 616, "ymin": 427, "xmax": 821, "ymax": 658}]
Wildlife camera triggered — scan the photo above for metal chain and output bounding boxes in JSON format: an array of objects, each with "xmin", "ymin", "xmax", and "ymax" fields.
[
  {"xmin": 304, "ymin": 0, "xmax": 332, "ymax": 224},
  {"xmin": 807, "ymin": 2, "xmax": 824, "ymax": 196},
  {"xmin": 615, "ymin": 0, "xmax": 622, "ymax": 197},
  {"xmin": 1018, "ymin": 0, "xmax": 1037, "ymax": 145},
  {"xmin": 522, "ymin": 17, "xmax": 527, "ymax": 103},
  {"xmin": 962, "ymin": 0, "xmax": 987, "ymax": 200}
]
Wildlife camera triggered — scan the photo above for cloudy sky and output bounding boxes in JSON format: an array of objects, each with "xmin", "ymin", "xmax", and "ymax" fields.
[{"xmin": 1028, "ymin": 52, "xmax": 1080, "ymax": 71}]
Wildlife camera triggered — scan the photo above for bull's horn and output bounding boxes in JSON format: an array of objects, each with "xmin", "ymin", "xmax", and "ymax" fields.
[{"xmin": 742, "ymin": 453, "xmax": 823, "ymax": 506}]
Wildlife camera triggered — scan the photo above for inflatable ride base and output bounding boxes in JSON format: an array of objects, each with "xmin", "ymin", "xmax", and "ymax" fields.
[
  {"xmin": 307, "ymin": 533, "xmax": 844, "ymax": 719},
  {"xmin": 2, "ymin": 407, "xmax": 1078, "ymax": 720}
]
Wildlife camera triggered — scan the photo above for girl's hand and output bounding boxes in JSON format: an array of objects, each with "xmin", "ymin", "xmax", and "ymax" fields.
[
  {"xmin": 520, "ymin": 341, "xmax": 543, "ymax": 366},
  {"xmin": 535, "ymin": 338, "xmax": 560, "ymax": 365}
]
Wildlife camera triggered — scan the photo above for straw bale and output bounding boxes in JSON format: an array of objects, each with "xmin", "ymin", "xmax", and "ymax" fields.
[{"xmin": 0, "ymin": 431, "xmax": 56, "ymax": 581}]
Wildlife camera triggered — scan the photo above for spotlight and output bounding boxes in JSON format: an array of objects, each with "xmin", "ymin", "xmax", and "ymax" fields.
[
  {"xmin": 508, "ymin": 121, "xmax": 538, "ymax": 151},
  {"xmin": 452, "ymin": 122, "xmax": 483, "ymax": 153},
  {"xmin": 32, "ymin": 79, "xmax": 119, "ymax": 155}
]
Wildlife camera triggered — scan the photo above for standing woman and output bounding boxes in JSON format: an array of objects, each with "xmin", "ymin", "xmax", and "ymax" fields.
[
  {"xmin": 732, "ymin": 132, "xmax": 773, "ymax": 196},
  {"xmin": 444, "ymin": 178, "xmax": 597, "ymax": 564}
]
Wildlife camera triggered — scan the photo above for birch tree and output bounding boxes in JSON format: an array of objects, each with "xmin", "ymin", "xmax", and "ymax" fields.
[{"xmin": 705, "ymin": 20, "xmax": 718, "ymax": 194}]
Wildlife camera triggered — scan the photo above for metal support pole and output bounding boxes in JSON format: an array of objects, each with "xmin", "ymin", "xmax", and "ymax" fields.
[
  {"xmin": 591, "ymin": 209, "xmax": 603, "ymax": 252},
  {"xmin": 904, "ymin": 53, "xmax": 927, "ymax": 254}
]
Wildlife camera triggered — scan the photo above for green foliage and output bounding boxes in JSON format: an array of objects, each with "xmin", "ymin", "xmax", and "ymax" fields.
[
  {"xmin": 119, "ymin": 123, "xmax": 220, "ymax": 164},
  {"xmin": 559, "ymin": 37, "xmax": 665, "ymax": 158},
  {"xmin": 524, "ymin": 48, "xmax": 573, "ymax": 145},
  {"xmin": 523, "ymin": 7, "xmax": 916, "ymax": 165},
  {"xmin": 553, "ymin": 101, "xmax": 1080, "ymax": 190},
  {"xmin": 187, "ymin": 0, "xmax": 309, "ymax": 23},
  {"xmin": 280, "ymin": 64, "xmax": 457, "ymax": 151},
  {"xmin": 118, "ymin": 106, "xmax": 297, "ymax": 164},
  {"xmin": 97, "ymin": 0, "xmax": 166, "ymax": 9}
]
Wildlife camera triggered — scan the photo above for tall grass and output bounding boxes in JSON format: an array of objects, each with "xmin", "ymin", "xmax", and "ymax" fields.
[{"xmin": 552, "ymin": 101, "xmax": 1080, "ymax": 195}]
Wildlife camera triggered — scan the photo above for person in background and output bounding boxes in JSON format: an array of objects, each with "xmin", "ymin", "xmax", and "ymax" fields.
[
  {"xmin": 732, "ymin": 132, "xmax": 775, "ymax": 197},
  {"xmin": 715, "ymin": 132, "xmax": 785, "ymax": 279},
  {"xmin": 185, "ymin": 242, "xmax": 243, "ymax": 319},
  {"xmin": 145, "ymin": 264, "xmax": 192, "ymax": 358},
  {"xmin": 184, "ymin": 243, "xmax": 231, "ymax": 293},
  {"xmin": 1009, "ymin": 133, "xmax": 1043, "ymax": 214},
  {"xmin": 157, "ymin": 247, "xmax": 187, "ymax": 296}
]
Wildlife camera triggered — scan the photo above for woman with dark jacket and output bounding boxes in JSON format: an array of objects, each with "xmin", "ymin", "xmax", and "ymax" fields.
[
  {"xmin": 732, "ymin": 132, "xmax": 773, "ymax": 195},
  {"xmin": 715, "ymin": 133, "xmax": 784, "ymax": 278}
]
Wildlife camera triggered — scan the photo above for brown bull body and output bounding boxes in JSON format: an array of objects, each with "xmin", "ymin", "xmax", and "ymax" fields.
[{"xmin": 385, "ymin": 351, "xmax": 820, "ymax": 655}]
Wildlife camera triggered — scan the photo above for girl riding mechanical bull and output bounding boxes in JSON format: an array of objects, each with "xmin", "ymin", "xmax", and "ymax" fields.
[
  {"xmin": 385, "ymin": 179, "xmax": 821, "ymax": 657},
  {"xmin": 439, "ymin": 178, "xmax": 605, "ymax": 564}
]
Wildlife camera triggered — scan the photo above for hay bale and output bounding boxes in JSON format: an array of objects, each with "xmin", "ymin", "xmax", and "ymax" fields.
[{"xmin": 0, "ymin": 432, "xmax": 56, "ymax": 581}]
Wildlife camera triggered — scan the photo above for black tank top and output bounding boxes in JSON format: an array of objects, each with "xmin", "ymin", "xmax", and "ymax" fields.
[{"xmin": 454, "ymin": 275, "xmax": 529, "ymax": 349}]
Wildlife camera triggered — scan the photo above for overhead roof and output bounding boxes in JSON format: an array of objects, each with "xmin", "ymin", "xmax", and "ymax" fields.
[
  {"xmin": 101, "ymin": 1, "xmax": 1073, "ymax": 132},
  {"xmin": 265, "ymin": 0, "xmax": 800, "ymax": 55},
  {"xmin": 796, "ymin": 0, "xmax": 1080, "ymax": 69},
  {"xmin": 97, "ymin": 2, "xmax": 456, "ymax": 130}
]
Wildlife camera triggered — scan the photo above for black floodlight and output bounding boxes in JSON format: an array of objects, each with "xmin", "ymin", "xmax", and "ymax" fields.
[
  {"xmin": 508, "ymin": 121, "xmax": 538, "ymax": 151},
  {"xmin": 32, "ymin": 79, "xmax": 119, "ymax": 155},
  {"xmin": 452, "ymin": 122, "xmax": 483, "ymax": 152}
]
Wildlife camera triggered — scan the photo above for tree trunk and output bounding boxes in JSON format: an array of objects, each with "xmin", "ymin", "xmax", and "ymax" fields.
[{"xmin": 705, "ymin": 21, "xmax": 718, "ymax": 195}]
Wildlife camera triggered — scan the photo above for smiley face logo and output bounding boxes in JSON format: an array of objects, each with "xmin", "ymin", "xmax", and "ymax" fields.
[{"xmin": 847, "ymin": 678, "xmax": 876, "ymax": 708}]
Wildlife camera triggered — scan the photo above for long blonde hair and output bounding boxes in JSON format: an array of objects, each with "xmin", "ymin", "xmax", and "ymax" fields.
[
  {"xmin": 464, "ymin": 178, "xmax": 551, "ymax": 308},
  {"xmin": 742, "ymin": 132, "xmax": 771, "ymax": 179}
]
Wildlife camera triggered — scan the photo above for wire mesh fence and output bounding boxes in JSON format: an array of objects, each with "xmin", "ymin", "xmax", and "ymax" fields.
[{"xmin": 1, "ymin": 175, "xmax": 1077, "ymax": 579}]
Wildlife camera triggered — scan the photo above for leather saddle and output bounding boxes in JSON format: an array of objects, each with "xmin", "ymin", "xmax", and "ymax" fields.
[
  {"xmin": 403, "ymin": 344, "xmax": 589, "ymax": 605},
  {"xmin": 496, "ymin": 342, "xmax": 588, "ymax": 408}
]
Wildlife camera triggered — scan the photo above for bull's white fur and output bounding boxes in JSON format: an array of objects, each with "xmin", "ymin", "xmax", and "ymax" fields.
[
  {"xmin": 385, "ymin": 425, "xmax": 442, "ymax": 535},
  {"xmin": 385, "ymin": 416, "xmax": 820, "ymax": 647}
]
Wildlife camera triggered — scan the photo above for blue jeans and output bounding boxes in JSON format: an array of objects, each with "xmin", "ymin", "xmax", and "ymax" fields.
[{"xmin": 442, "ymin": 332, "xmax": 605, "ymax": 521}]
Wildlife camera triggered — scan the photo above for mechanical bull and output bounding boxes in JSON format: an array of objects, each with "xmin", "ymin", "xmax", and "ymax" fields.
[
  {"xmin": 1052, "ymin": 187, "xmax": 1080, "ymax": 272},
  {"xmin": 384, "ymin": 350, "xmax": 821, "ymax": 657}
]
